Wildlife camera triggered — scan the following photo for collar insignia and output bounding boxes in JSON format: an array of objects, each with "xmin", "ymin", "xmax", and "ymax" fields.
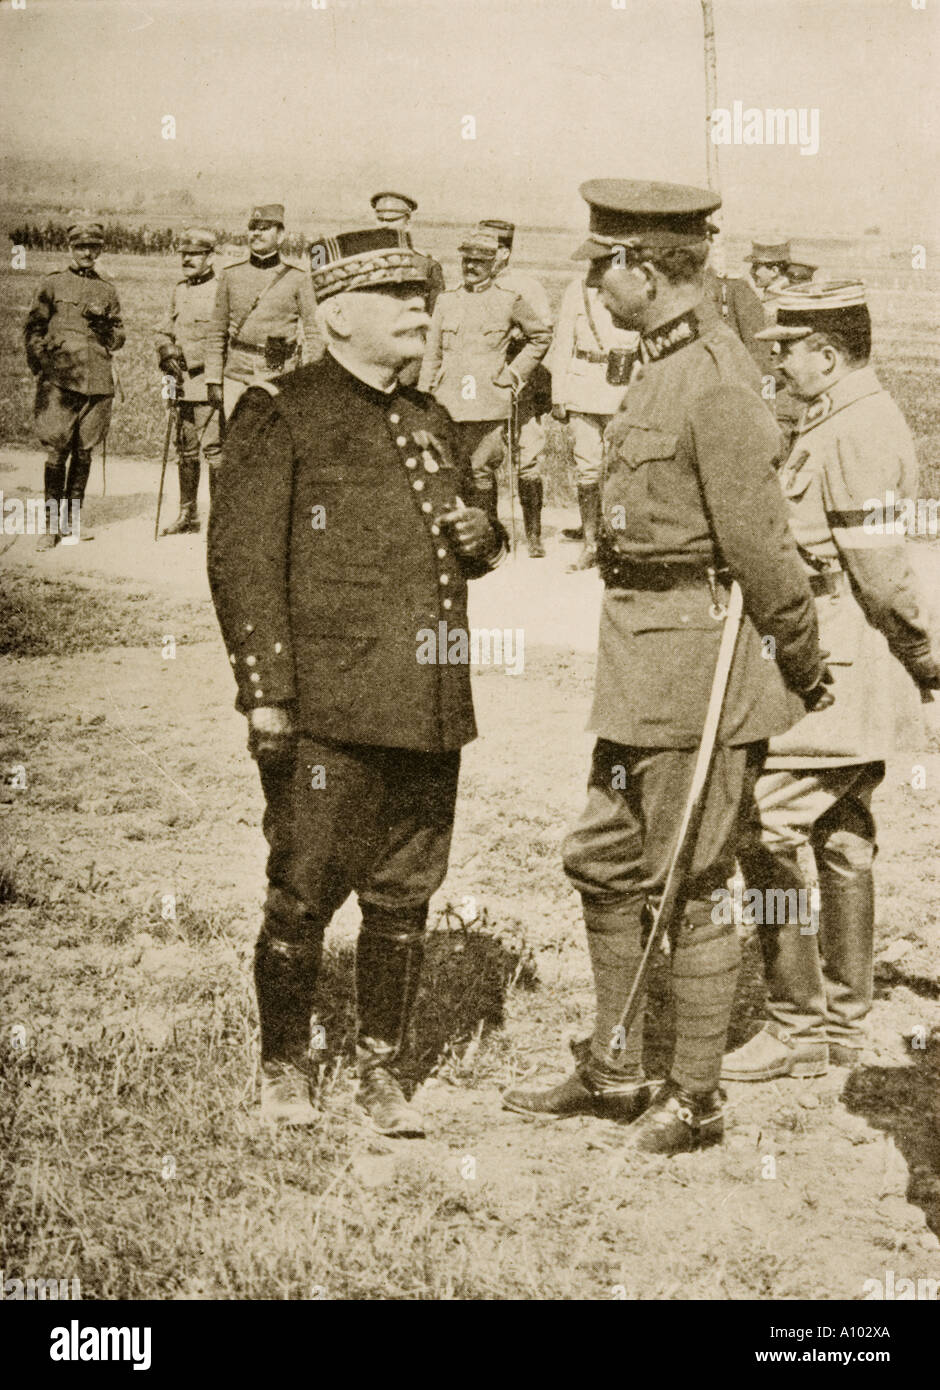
[{"xmin": 641, "ymin": 308, "xmax": 699, "ymax": 362}]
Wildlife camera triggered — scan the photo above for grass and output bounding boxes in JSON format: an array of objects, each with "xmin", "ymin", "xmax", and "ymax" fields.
[{"xmin": 0, "ymin": 571, "xmax": 217, "ymax": 657}]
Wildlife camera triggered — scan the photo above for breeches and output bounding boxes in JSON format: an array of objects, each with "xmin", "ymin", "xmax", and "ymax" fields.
[
  {"xmin": 35, "ymin": 381, "xmax": 112, "ymax": 453},
  {"xmin": 258, "ymin": 738, "xmax": 461, "ymax": 920}
]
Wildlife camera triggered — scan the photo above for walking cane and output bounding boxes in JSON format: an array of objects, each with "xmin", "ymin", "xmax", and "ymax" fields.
[
  {"xmin": 506, "ymin": 387, "xmax": 520, "ymax": 558},
  {"xmin": 603, "ymin": 579, "xmax": 745, "ymax": 1067},
  {"xmin": 153, "ymin": 405, "xmax": 177, "ymax": 541}
]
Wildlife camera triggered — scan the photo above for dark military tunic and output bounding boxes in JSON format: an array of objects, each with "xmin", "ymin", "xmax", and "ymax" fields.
[{"xmin": 208, "ymin": 350, "xmax": 497, "ymax": 752}]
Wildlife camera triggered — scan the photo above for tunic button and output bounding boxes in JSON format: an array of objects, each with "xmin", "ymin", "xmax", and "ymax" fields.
[
  {"xmin": 439, "ymin": 574, "xmax": 449, "ymax": 585},
  {"xmin": 254, "ymin": 690, "xmax": 264, "ymax": 700},
  {"xmin": 229, "ymin": 653, "xmax": 236, "ymax": 666},
  {"xmin": 244, "ymin": 623, "xmax": 254, "ymax": 634},
  {"xmin": 396, "ymin": 435, "xmax": 407, "ymax": 447},
  {"xmin": 413, "ymin": 479, "xmax": 424, "ymax": 491},
  {"xmin": 442, "ymin": 599, "xmax": 452, "ymax": 610},
  {"xmin": 246, "ymin": 655, "xmax": 257, "ymax": 666},
  {"xmin": 430, "ymin": 524, "xmax": 440, "ymax": 536},
  {"xmin": 437, "ymin": 548, "xmax": 447, "ymax": 559},
  {"xmin": 389, "ymin": 413, "xmax": 400, "ymax": 424},
  {"xmin": 421, "ymin": 502, "xmax": 432, "ymax": 513},
  {"xmin": 405, "ymin": 457, "xmax": 418, "ymax": 469},
  {"xmin": 274, "ymin": 642, "xmax": 283, "ymax": 654},
  {"xmin": 250, "ymin": 672, "xmax": 260, "ymax": 683}
]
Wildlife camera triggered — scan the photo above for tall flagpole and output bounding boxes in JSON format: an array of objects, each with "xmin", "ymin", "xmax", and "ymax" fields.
[{"xmin": 701, "ymin": 1, "xmax": 720, "ymax": 193}]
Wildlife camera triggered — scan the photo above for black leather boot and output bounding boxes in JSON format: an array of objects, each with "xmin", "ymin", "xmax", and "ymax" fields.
[
  {"xmin": 37, "ymin": 454, "xmax": 67, "ymax": 550},
  {"xmin": 355, "ymin": 903, "xmax": 427, "ymax": 1137},
  {"xmin": 64, "ymin": 448, "xmax": 94, "ymax": 539},
  {"xmin": 254, "ymin": 896, "xmax": 325, "ymax": 1125},
  {"xmin": 518, "ymin": 477, "xmax": 546, "ymax": 557},
  {"xmin": 817, "ymin": 861, "xmax": 875, "ymax": 1062},
  {"xmin": 161, "ymin": 455, "xmax": 201, "ymax": 534},
  {"xmin": 568, "ymin": 483, "xmax": 600, "ymax": 571},
  {"xmin": 626, "ymin": 1079, "xmax": 725, "ymax": 1154},
  {"xmin": 477, "ymin": 482, "xmax": 500, "ymax": 533},
  {"xmin": 502, "ymin": 1058, "xmax": 651, "ymax": 1121}
]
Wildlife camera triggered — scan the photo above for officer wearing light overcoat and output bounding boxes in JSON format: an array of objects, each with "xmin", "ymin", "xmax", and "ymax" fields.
[
  {"xmin": 503, "ymin": 181, "xmax": 832, "ymax": 1154},
  {"xmin": 722, "ymin": 282, "xmax": 940, "ymax": 1083},
  {"xmin": 208, "ymin": 228, "xmax": 504, "ymax": 1136},
  {"xmin": 206, "ymin": 203, "xmax": 322, "ymax": 419},
  {"xmin": 24, "ymin": 217, "xmax": 124, "ymax": 549},
  {"xmin": 154, "ymin": 227, "xmax": 222, "ymax": 533}
]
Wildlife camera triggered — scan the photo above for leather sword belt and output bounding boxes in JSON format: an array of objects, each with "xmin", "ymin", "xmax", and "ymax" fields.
[
  {"xmin": 187, "ymin": 365, "xmax": 204, "ymax": 377},
  {"xmin": 808, "ymin": 569, "xmax": 845, "ymax": 597},
  {"xmin": 574, "ymin": 348, "xmax": 609, "ymax": 363},
  {"xmin": 600, "ymin": 554, "xmax": 727, "ymax": 591},
  {"xmin": 230, "ymin": 338, "xmax": 297, "ymax": 357}
]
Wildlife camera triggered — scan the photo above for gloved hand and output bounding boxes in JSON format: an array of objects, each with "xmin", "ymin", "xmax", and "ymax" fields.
[
  {"xmin": 436, "ymin": 505, "xmax": 496, "ymax": 560},
  {"xmin": 207, "ymin": 383, "xmax": 224, "ymax": 411},
  {"xmin": 248, "ymin": 705, "xmax": 295, "ymax": 769},
  {"xmin": 158, "ymin": 345, "xmax": 186, "ymax": 379},
  {"xmin": 801, "ymin": 666, "xmax": 835, "ymax": 713}
]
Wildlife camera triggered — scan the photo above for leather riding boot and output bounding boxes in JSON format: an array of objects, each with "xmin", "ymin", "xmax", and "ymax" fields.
[
  {"xmin": 355, "ymin": 903, "xmax": 427, "ymax": 1137},
  {"xmin": 817, "ymin": 861, "xmax": 875, "ymax": 1060},
  {"xmin": 501, "ymin": 900, "xmax": 651, "ymax": 1121},
  {"xmin": 38, "ymin": 454, "xmax": 67, "ymax": 550},
  {"xmin": 518, "ymin": 477, "xmax": 546, "ymax": 557},
  {"xmin": 64, "ymin": 448, "xmax": 94, "ymax": 539},
  {"xmin": 568, "ymin": 483, "xmax": 600, "ymax": 571},
  {"xmin": 254, "ymin": 897, "xmax": 326, "ymax": 1125},
  {"xmin": 625, "ymin": 1079, "xmax": 725, "ymax": 1155},
  {"xmin": 736, "ymin": 842, "xmax": 828, "ymax": 1042},
  {"xmin": 162, "ymin": 454, "xmax": 201, "ymax": 534}
]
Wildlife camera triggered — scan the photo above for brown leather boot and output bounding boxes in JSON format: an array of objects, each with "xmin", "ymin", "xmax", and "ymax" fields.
[
  {"xmin": 161, "ymin": 455, "xmax": 201, "ymax": 535},
  {"xmin": 355, "ymin": 904, "xmax": 427, "ymax": 1137},
  {"xmin": 518, "ymin": 477, "xmax": 546, "ymax": 557}
]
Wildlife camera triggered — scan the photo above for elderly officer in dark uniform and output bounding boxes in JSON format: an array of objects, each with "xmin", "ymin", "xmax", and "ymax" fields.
[
  {"xmin": 208, "ymin": 227, "xmax": 504, "ymax": 1135},
  {"xmin": 722, "ymin": 282, "xmax": 940, "ymax": 1083},
  {"xmin": 206, "ymin": 203, "xmax": 322, "ymax": 419},
  {"xmin": 24, "ymin": 216, "xmax": 124, "ymax": 550},
  {"xmin": 503, "ymin": 181, "xmax": 832, "ymax": 1154},
  {"xmin": 154, "ymin": 228, "xmax": 222, "ymax": 533},
  {"xmin": 370, "ymin": 190, "xmax": 446, "ymax": 312}
]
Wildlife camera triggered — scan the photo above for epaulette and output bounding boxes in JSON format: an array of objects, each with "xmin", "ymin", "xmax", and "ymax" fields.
[
  {"xmin": 222, "ymin": 256, "xmax": 250, "ymax": 270},
  {"xmin": 280, "ymin": 259, "xmax": 304, "ymax": 272}
]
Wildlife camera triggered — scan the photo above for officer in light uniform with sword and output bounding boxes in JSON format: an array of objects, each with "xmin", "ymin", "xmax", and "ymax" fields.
[{"xmin": 503, "ymin": 180, "xmax": 833, "ymax": 1154}]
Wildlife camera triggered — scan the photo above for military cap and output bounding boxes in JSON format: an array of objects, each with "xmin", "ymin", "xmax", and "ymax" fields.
[
  {"xmin": 573, "ymin": 180, "xmax": 721, "ymax": 259},
  {"xmin": 458, "ymin": 228, "xmax": 500, "ymax": 257},
  {"xmin": 178, "ymin": 227, "xmax": 216, "ymax": 253},
  {"xmin": 371, "ymin": 191, "xmax": 418, "ymax": 220},
  {"xmin": 754, "ymin": 280, "xmax": 868, "ymax": 340},
  {"xmin": 747, "ymin": 239, "xmax": 791, "ymax": 264},
  {"xmin": 307, "ymin": 227, "xmax": 428, "ymax": 302},
  {"xmin": 478, "ymin": 218, "xmax": 515, "ymax": 249},
  {"xmin": 66, "ymin": 217, "xmax": 105, "ymax": 245},
  {"xmin": 248, "ymin": 203, "xmax": 285, "ymax": 227}
]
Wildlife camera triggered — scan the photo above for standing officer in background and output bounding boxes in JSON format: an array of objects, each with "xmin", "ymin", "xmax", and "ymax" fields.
[
  {"xmin": 24, "ymin": 216, "xmax": 124, "ymax": 551},
  {"xmin": 503, "ymin": 181, "xmax": 832, "ymax": 1154},
  {"xmin": 370, "ymin": 190, "xmax": 445, "ymax": 312},
  {"xmin": 208, "ymin": 228, "xmax": 504, "ymax": 1136},
  {"xmin": 154, "ymin": 228, "xmax": 222, "ymax": 534},
  {"xmin": 550, "ymin": 272, "xmax": 639, "ymax": 570},
  {"xmin": 722, "ymin": 283, "xmax": 940, "ymax": 1083},
  {"xmin": 419, "ymin": 228, "xmax": 551, "ymax": 544},
  {"xmin": 479, "ymin": 218, "xmax": 554, "ymax": 554},
  {"xmin": 206, "ymin": 203, "xmax": 322, "ymax": 419}
]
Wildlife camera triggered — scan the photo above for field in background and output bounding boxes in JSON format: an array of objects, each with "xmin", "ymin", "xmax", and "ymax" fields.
[{"xmin": 2, "ymin": 227, "xmax": 939, "ymax": 496}]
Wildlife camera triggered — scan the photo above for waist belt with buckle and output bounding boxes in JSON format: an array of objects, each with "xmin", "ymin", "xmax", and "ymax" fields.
[
  {"xmin": 600, "ymin": 554, "xmax": 726, "ymax": 591},
  {"xmin": 574, "ymin": 348, "xmax": 609, "ymax": 363},
  {"xmin": 231, "ymin": 338, "xmax": 296, "ymax": 357},
  {"xmin": 809, "ymin": 569, "xmax": 845, "ymax": 597}
]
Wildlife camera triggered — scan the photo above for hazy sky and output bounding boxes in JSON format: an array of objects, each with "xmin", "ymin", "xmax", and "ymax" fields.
[{"xmin": 1, "ymin": 0, "xmax": 936, "ymax": 235}]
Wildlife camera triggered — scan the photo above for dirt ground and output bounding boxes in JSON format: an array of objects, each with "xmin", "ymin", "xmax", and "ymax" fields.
[{"xmin": 2, "ymin": 445, "xmax": 939, "ymax": 1301}]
